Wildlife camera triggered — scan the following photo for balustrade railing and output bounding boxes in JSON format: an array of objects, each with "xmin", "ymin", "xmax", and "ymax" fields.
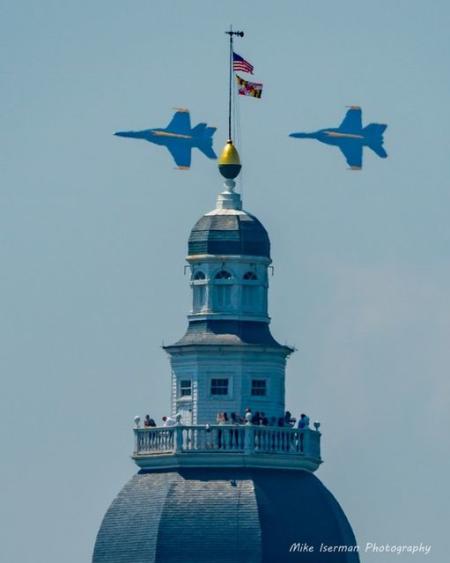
[{"xmin": 134, "ymin": 424, "xmax": 321, "ymax": 460}]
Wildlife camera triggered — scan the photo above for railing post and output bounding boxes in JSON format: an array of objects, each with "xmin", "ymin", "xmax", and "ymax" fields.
[
  {"xmin": 244, "ymin": 423, "xmax": 254, "ymax": 454},
  {"xmin": 174, "ymin": 425, "xmax": 183, "ymax": 453},
  {"xmin": 133, "ymin": 428, "xmax": 139, "ymax": 455}
]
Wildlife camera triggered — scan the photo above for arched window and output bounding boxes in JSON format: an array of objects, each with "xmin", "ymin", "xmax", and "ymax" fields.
[
  {"xmin": 192, "ymin": 270, "xmax": 206, "ymax": 312},
  {"xmin": 215, "ymin": 270, "xmax": 232, "ymax": 280},
  {"xmin": 243, "ymin": 271, "xmax": 258, "ymax": 280}
]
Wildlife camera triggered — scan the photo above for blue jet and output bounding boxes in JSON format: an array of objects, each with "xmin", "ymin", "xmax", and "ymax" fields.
[
  {"xmin": 289, "ymin": 107, "xmax": 387, "ymax": 169},
  {"xmin": 114, "ymin": 109, "xmax": 217, "ymax": 169}
]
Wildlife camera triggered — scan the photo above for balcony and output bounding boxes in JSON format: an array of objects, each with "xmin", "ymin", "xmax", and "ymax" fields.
[{"xmin": 132, "ymin": 424, "xmax": 322, "ymax": 472}]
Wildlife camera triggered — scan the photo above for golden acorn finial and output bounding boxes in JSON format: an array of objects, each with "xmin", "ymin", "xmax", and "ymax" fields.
[{"xmin": 218, "ymin": 140, "xmax": 242, "ymax": 180}]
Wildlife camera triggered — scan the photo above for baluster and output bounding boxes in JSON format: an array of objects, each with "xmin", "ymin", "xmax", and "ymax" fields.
[
  {"xmin": 199, "ymin": 427, "xmax": 205, "ymax": 450},
  {"xmin": 287, "ymin": 430, "xmax": 292, "ymax": 453},
  {"xmin": 227, "ymin": 427, "xmax": 233, "ymax": 450},
  {"xmin": 214, "ymin": 427, "xmax": 220, "ymax": 450},
  {"xmin": 239, "ymin": 427, "xmax": 245, "ymax": 449},
  {"xmin": 207, "ymin": 426, "xmax": 212, "ymax": 450},
  {"xmin": 244, "ymin": 424, "xmax": 254, "ymax": 454},
  {"xmin": 236, "ymin": 426, "xmax": 241, "ymax": 450},
  {"xmin": 223, "ymin": 427, "xmax": 229, "ymax": 450}
]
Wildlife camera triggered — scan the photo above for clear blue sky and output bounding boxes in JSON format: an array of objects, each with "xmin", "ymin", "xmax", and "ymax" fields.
[{"xmin": 1, "ymin": 1, "xmax": 449, "ymax": 561}]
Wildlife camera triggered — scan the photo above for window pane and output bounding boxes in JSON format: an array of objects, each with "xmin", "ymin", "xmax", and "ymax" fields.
[
  {"xmin": 243, "ymin": 271, "xmax": 258, "ymax": 280},
  {"xmin": 180, "ymin": 380, "xmax": 192, "ymax": 397},
  {"xmin": 211, "ymin": 378, "xmax": 229, "ymax": 395},
  {"xmin": 193, "ymin": 271, "xmax": 206, "ymax": 280},
  {"xmin": 251, "ymin": 379, "xmax": 267, "ymax": 396}
]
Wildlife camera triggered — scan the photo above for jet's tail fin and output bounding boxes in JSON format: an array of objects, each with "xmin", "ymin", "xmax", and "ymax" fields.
[
  {"xmin": 191, "ymin": 123, "xmax": 207, "ymax": 135},
  {"xmin": 363, "ymin": 123, "xmax": 387, "ymax": 137},
  {"xmin": 197, "ymin": 141, "xmax": 217, "ymax": 160},
  {"xmin": 192, "ymin": 124, "xmax": 216, "ymax": 138},
  {"xmin": 203, "ymin": 126, "xmax": 216, "ymax": 138},
  {"xmin": 367, "ymin": 141, "xmax": 388, "ymax": 159},
  {"xmin": 364, "ymin": 123, "xmax": 388, "ymax": 159},
  {"xmin": 193, "ymin": 125, "xmax": 216, "ymax": 159}
]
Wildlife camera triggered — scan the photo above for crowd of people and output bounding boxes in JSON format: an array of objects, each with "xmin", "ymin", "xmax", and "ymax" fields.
[
  {"xmin": 216, "ymin": 409, "xmax": 310, "ymax": 429},
  {"xmin": 142, "ymin": 409, "xmax": 310, "ymax": 429}
]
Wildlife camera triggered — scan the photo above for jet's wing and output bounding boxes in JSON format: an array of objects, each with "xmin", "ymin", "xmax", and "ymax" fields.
[
  {"xmin": 337, "ymin": 140, "xmax": 363, "ymax": 169},
  {"xmin": 166, "ymin": 140, "xmax": 192, "ymax": 169},
  {"xmin": 338, "ymin": 107, "xmax": 362, "ymax": 133},
  {"xmin": 166, "ymin": 109, "xmax": 191, "ymax": 134}
]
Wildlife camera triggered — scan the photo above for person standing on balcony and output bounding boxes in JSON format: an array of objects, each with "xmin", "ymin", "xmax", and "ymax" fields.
[
  {"xmin": 144, "ymin": 415, "xmax": 156, "ymax": 427},
  {"xmin": 251, "ymin": 411, "xmax": 261, "ymax": 425},
  {"xmin": 216, "ymin": 412, "xmax": 227, "ymax": 449},
  {"xmin": 298, "ymin": 413, "xmax": 310, "ymax": 429},
  {"xmin": 230, "ymin": 413, "xmax": 240, "ymax": 447}
]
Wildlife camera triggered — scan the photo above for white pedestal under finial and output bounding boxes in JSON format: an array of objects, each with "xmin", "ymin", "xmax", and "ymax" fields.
[{"xmin": 216, "ymin": 179, "xmax": 242, "ymax": 210}]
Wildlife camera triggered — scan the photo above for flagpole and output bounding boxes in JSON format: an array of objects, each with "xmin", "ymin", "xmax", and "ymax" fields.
[
  {"xmin": 228, "ymin": 29, "xmax": 232, "ymax": 141},
  {"xmin": 225, "ymin": 27, "xmax": 244, "ymax": 142}
]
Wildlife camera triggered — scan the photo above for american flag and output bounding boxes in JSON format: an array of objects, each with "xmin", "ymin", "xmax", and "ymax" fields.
[{"xmin": 233, "ymin": 52, "xmax": 254, "ymax": 74}]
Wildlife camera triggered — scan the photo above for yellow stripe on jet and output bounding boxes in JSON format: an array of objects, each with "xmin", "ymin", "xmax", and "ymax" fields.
[
  {"xmin": 325, "ymin": 131, "xmax": 364, "ymax": 139},
  {"xmin": 153, "ymin": 131, "xmax": 192, "ymax": 139}
]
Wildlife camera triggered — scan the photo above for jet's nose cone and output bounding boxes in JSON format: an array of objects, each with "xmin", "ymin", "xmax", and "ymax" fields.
[{"xmin": 289, "ymin": 132, "xmax": 313, "ymax": 139}]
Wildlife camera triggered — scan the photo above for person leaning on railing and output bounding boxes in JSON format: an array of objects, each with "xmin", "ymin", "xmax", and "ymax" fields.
[
  {"xmin": 144, "ymin": 415, "xmax": 156, "ymax": 427},
  {"xmin": 162, "ymin": 415, "xmax": 177, "ymax": 427}
]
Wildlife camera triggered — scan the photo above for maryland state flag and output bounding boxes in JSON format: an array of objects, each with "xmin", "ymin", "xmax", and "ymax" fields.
[{"xmin": 236, "ymin": 74, "xmax": 263, "ymax": 98}]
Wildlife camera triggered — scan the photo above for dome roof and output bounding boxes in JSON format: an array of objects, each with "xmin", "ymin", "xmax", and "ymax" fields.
[
  {"xmin": 188, "ymin": 209, "xmax": 271, "ymax": 258},
  {"xmin": 93, "ymin": 469, "xmax": 359, "ymax": 563}
]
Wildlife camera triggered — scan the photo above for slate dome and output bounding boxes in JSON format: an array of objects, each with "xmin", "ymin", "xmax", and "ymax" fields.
[
  {"xmin": 188, "ymin": 209, "xmax": 271, "ymax": 259},
  {"xmin": 93, "ymin": 468, "xmax": 359, "ymax": 563}
]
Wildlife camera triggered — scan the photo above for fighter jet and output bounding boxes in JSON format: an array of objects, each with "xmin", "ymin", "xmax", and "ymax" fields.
[
  {"xmin": 289, "ymin": 107, "xmax": 387, "ymax": 170},
  {"xmin": 114, "ymin": 109, "xmax": 217, "ymax": 169}
]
